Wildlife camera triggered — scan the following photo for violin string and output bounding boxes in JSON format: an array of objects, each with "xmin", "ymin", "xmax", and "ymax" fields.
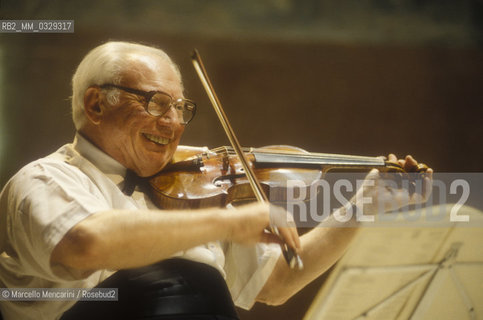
[{"xmin": 219, "ymin": 146, "xmax": 385, "ymax": 166}]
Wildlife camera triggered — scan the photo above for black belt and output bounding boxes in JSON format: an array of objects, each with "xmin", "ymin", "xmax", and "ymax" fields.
[{"xmin": 61, "ymin": 259, "xmax": 239, "ymax": 320}]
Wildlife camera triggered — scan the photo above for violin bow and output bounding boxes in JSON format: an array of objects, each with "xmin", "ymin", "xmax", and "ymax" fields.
[{"xmin": 191, "ymin": 49, "xmax": 303, "ymax": 270}]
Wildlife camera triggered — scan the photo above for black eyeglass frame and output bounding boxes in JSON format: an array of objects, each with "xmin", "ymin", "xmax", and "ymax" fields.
[{"xmin": 99, "ymin": 84, "xmax": 196, "ymax": 125}]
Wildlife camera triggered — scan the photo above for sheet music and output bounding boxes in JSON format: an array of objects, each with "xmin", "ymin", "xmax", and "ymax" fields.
[
  {"xmin": 304, "ymin": 205, "xmax": 483, "ymax": 320},
  {"xmin": 313, "ymin": 267, "xmax": 434, "ymax": 319}
]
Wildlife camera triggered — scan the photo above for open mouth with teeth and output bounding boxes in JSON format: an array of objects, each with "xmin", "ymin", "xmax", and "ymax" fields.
[{"xmin": 143, "ymin": 133, "xmax": 171, "ymax": 145}]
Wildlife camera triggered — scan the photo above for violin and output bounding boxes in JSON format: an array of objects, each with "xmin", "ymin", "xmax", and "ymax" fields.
[
  {"xmin": 149, "ymin": 145, "xmax": 428, "ymax": 210},
  {"xmin": 148, "ymin": 50, "xmax": 429, "ymax": 269}
]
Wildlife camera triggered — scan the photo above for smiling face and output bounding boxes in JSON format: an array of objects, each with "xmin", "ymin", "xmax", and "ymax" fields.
[{"xmin": 85, "ymin": 54, "xmax": 185, "ymax": 177}]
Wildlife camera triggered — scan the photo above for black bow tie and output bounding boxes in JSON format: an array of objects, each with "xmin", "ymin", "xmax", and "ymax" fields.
[{"xmin": 122, "ymin": 170, "xmax": 149, "ymax": 196}]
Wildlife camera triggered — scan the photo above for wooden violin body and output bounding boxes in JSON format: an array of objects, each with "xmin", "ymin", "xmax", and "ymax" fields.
[
  {"xmin": 149, "ymin": 145, "xmax": 428, "ymax": 210},
  {"xmin": 149, "ymin": 145, "xmax": 318, "ymax": 209}
]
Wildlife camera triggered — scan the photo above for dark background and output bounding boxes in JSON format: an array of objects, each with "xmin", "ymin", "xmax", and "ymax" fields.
[{"xmin": 1, "ymin": 1, "xmax": 482, "ymax": 319}]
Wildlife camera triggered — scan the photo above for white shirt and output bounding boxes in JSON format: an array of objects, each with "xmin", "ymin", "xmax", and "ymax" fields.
[{"xmin": 0, "ymin": 134, "xmax": 280, "ymax": 320}]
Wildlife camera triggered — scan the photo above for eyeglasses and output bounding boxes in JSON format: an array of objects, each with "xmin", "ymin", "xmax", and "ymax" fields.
[{"xmin": 100, "ymin": 84, "xmax": 196, "ymax": 125}]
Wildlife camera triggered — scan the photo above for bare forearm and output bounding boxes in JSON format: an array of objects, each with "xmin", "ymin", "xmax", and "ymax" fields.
[
  {"xmin": 295, "ymin": 216, "xmax": 360, "ymax": 285},
  {"xmin": 52, "ymin": 202, "xmax": 274, "ymax": 271},
  {"xmin": 258, "ymin": 209, "xmax": 360, "ymax": 305},
  {"xmin": 52, "ymin": 208, "xmax": 229, "ymax": 270}
]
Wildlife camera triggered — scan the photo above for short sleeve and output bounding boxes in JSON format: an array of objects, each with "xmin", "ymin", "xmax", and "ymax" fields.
[
  {"xmin": 224, "ymin": 242, "xmax": 281, "ymax": 310},
  {"xmin": 3, "ymin": 161, "xmax": 112, "ymax": 281}
]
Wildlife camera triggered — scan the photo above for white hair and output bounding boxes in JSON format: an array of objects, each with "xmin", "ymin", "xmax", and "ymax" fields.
[{"xmin": 71, "ymin": 41, "xmax": 182, "ymax": 130}]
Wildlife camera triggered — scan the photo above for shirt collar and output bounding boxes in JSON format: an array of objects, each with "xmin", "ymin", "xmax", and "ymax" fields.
[{"xmin": 73, "ymin": 133, "xmax": 126, "ymax": 185}]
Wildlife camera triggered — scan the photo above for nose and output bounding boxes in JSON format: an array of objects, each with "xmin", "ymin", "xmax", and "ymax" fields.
[{"xmin": 157, "ymin": 105, "xmax": 180, "ymax": 125}]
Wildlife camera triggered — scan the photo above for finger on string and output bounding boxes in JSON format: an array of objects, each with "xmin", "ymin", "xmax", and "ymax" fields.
[
  {"xmin": 409, "ymin": 168, "xmax": 433, "ymax": 203},
  {"xmin": 404, "ymin": 155, "xmax": 418, "ymax": 172},
  {"xmin": 422, "ymin": 168, "xmax": 434, "ymax": 199},
  {"xmin": 366, "ymin": 168, "xmax": 380, "ymax": 180},
  {"xmin": 389, "ymin": 154, "xmax": 405, "ymax": 167}
]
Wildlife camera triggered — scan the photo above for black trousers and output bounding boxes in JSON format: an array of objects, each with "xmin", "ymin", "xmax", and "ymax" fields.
[{"xmin": 61, "ymin": 259, "xmax": 239, "ymax": 320}]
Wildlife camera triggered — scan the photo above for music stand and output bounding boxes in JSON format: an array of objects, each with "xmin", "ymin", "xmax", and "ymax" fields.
[{"xmin": 304, "ymin": 205, "xmax": 483, "ymax": 320}]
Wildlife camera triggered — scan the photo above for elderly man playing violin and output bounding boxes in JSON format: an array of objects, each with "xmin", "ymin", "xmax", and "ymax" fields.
[{"xmin": 0, "ymin": 41, "xmax": 432, "ymax": 320}]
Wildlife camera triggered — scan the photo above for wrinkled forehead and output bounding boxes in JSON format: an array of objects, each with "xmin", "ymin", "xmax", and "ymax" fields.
[{"xmin": 119, "ymin": 52, "xmax": 183, "ymax": 98}]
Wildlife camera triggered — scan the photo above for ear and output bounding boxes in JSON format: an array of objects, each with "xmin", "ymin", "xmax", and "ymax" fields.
[{"xmin": 83, "ymin": 87, "xmax": 104, "ymax": 125}]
